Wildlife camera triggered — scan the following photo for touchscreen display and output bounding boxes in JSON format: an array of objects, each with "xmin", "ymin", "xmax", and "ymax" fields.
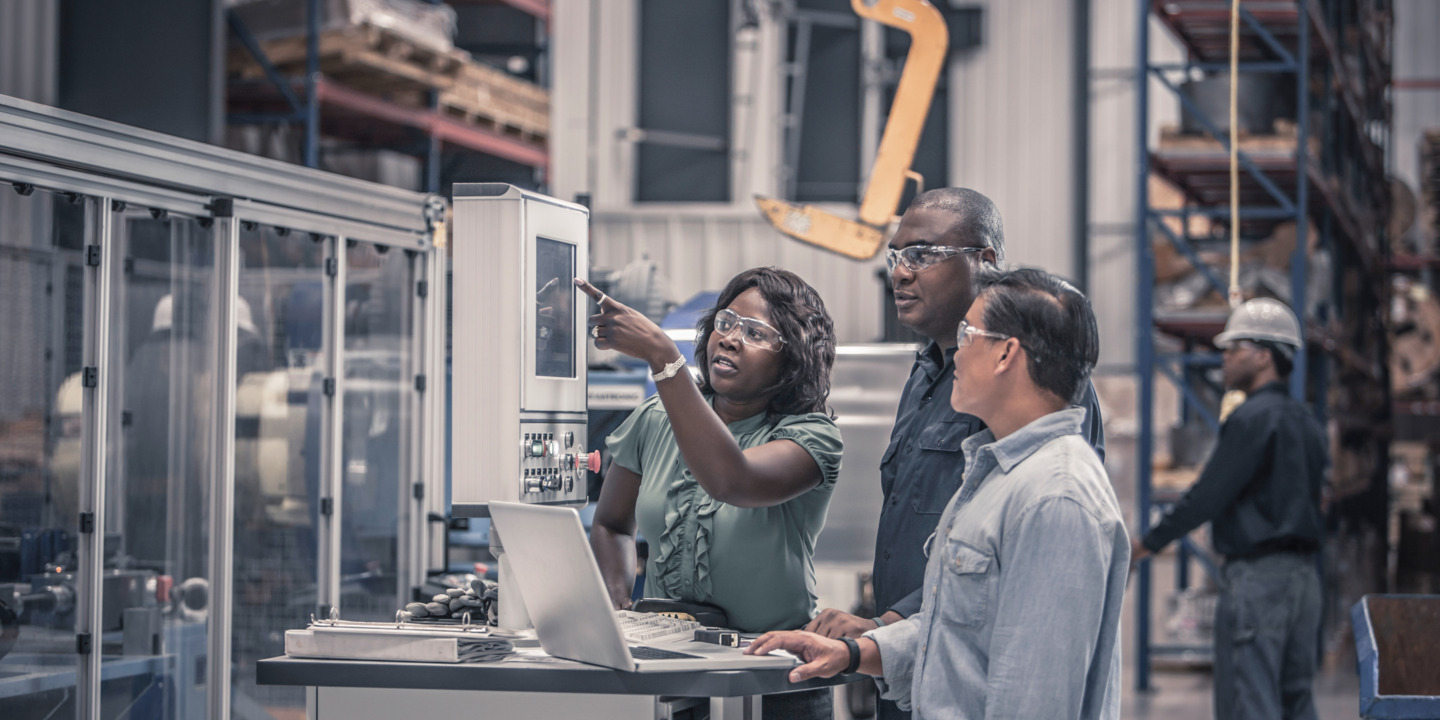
[{"xmin": 534, "ymin": 236, "xmax": 576, "ymax": 378}]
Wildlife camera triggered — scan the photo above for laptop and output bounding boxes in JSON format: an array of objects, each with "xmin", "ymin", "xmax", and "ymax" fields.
[{"xmin": 487, "ymin": 501, "xmax": 796, "ymax": 672}]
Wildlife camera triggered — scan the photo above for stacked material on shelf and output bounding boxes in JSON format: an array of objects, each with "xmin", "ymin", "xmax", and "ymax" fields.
[
  {"xmin": 1389, "ymin": 177, "xmax": 1418, "ymax": 253},
  {"xmin": 1389, "ymin": 275, "xmax": 1440, "ymax": 395},
  {"xmin": 226, "ymin": 3, "xmax": 550, "ymax": 142},
  {"xmin": 226, "ymin": 20, "xmax": 467, "ymax": 95},
  {"xmin": 227, "ymin": 0, "xmax": 457, "ymax": 55},
  {"xmin": 1423, "ymin": 131, "xmax": 1440, "ymax": 251},
  {"xmin": 1148, "ymin": 172, "xmax": 1329, "ymax": 320}
]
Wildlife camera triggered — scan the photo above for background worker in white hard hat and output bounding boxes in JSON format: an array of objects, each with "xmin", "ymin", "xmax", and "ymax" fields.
[{"xmin": 1131, "ymin": 297, "xmax": 1327, "ymax": 720}]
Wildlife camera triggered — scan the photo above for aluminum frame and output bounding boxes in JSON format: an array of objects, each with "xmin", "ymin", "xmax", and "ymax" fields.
[
  {"xmin": 208, "ymin": 213, "xmax": 241, "ymax": 720},
  {"xmin": 317, "ymin": 236, "xmax": 347, "ymax": 618},
  {"xmin": 76, "ymin": 195, "xmax": 115, "ymax": 720},
  {"xmin": 0, "ymin": 153, "xmax": 213, "ymax": 218},
  {"xmin": 227, "ymin": 198, "xmax": 429, "ymax": 249},
  {"xmin": 423, "ymin": 250, "xmax": 449, "ymax": 577},
  {"xmin": 0, "ymin": 98, "xmax": 445, "ymax": 720},
  {"xmin": 0, "ymin": 95, "xmax": 437, "ymax": 234}
]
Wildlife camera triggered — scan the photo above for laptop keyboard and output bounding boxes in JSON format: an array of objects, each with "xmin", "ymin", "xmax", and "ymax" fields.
[
  {"xmin": 629, "ymin": 645, "xmax": 703, "ymax": 660},
  {"xmin": 616, "ymin": 609, "xmax": 703, "ymax": 644}
]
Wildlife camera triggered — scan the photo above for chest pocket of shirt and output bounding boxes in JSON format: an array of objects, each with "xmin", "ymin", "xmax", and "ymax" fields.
[
  {"xmin": 939, "ymin": 539, "xmax": 993, "ymax": 629},
  {"xmin": 910, "ymin": 420, "xmax": 971, "ymax": 515},
  {"xmin": 919, "ymin": 420, "xmax": 969, "ymax": 453}
]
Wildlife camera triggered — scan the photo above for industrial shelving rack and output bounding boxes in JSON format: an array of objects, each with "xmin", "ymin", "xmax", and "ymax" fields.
[
  {"xmin": 1132, "ymin": 0, "xmax": 1391, "ymax": 690},
  {"xmin": 224, "ymin": 0, "xmax": 550, "ymax": 193}
]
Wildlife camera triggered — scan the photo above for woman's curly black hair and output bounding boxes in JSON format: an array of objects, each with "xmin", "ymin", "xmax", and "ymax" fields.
[{"xmin": 694, "ymin": 267, "xmax": 836, "ymax": 421}]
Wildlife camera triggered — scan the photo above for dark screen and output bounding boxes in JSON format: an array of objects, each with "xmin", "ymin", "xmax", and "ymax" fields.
[{"xmin": 535, "ymin": 237, "xmax": 576, "ymax": 378}]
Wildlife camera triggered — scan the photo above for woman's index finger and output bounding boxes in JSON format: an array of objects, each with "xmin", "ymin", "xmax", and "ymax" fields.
[{"xmin": 572, "ymin": 276, "xmax": 603, "ymax": 300}]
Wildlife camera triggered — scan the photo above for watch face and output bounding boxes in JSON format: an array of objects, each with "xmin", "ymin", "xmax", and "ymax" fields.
[{"xmin": 653, "ymin": 357, "xmax": 685, "ymax": 381}]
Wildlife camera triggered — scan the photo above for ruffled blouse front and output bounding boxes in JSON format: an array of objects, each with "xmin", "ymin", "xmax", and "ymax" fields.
[{"xmin": 607, "ymin": 395, "xmax": 843, "ymax": 633}]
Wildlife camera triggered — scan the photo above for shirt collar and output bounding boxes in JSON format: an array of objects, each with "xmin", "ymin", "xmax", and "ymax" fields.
[
  {"xmin": 961, "ymin": 406, "xmax": 1087, "ymax": 474},
  {"xmin": 1251, "ymin": 380, "xmax": 1288, "ymax": 397},
  {"xmin": 914, "ymin": 340, "xmax": 956, "ymax": 380}
]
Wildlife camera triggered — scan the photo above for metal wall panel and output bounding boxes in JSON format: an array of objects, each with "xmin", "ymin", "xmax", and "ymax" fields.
[
  {"xmin": 562, "ymin": 0, "xmax": 1194, "ymax": 366},
  {"xmin": 1392, "ymin": 0, "xmax": 1440, "ymax": 207},
  {"xmin": 590, "ymin": 211, "xmax": 886, "ymax": 343},
  {"xmin": 0, "ymin": 0, "xmax": 57, "ymax": 104},
  {"xmin": 1086, "ymin": 1, "xmax": 1185, "ymax": 368},
  {"xmin": 945, "ymin": 0, "xmax": 1180, "ymax": 368},
  {"xmin": 947, "ymin": 1, "xmax": 1076, "ymax": 276}
]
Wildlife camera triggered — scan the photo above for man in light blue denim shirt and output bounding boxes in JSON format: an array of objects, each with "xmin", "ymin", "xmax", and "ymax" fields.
[{"xmin": 748, "ymin": 268, "xmax": 1129, "ymax": 719}]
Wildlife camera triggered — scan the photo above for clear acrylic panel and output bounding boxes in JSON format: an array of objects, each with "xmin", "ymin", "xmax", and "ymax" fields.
[
  {"xmin": 339, "ymin": 242, "xmax": 414, "ymax": 620},
  {"xmin": 96, "ymin": 208, "xmax": 218, "ymax": 719},
  {"xmin": 230, "ymin": 225, "xmax": 327, "ymax": 717},
  {"xmin": 0, "ymin": 188, "xmax": 87, "ymax": 718}
]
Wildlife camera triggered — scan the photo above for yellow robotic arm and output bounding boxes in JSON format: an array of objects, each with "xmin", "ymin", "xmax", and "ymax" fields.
[{"xmin": 756, "ymin": 0, "xmax": 948, "ymax": 259}]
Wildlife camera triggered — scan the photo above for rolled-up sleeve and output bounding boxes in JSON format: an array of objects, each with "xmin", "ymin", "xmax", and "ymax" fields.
[
  {"xmin": 770, "ymin": 413, "xmax": 844, "ymax": 490},
  {"xmin": 863, "ymin": 613, "xmax": 923, "ymax": 711}
]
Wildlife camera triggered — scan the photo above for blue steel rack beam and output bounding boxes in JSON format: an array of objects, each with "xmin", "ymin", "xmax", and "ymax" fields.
[
  {"xmin": 224, "ymin": 6, "xmax": 322, "ymax": 169},
  {"xmin": 1133, "ymin": 0, "xmax": 1154, "ymax": 691}
]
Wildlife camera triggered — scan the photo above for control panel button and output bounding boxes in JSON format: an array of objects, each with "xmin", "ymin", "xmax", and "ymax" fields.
[{"xmin": 564, "ymin": 432, "xmax": 575, "ymax": 447}]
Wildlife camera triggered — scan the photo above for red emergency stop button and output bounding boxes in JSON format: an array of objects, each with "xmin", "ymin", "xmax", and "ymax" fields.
[{"xmin": 587, "ymin": 450, "xmax": 602, "ymax": 473}]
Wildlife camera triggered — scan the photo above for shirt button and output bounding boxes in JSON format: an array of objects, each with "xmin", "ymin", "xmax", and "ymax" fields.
[
  {"xmin": 905, "ymin": 445, "xmax": 913, "ymax": 454},
  {"xmin": 921, "ymin": 395, "xmax": 930, "ymax": 403},
  {"xmin": 884, "ymin": 550, "xmax": 892, "ymax": 560}
]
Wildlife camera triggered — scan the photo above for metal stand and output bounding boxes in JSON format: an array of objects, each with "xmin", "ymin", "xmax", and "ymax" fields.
[{"xmin": 488, "ymin": 523, "xmax": 534, "ymax": 631}]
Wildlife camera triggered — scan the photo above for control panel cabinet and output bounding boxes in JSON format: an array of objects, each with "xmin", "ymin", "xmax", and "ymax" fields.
[{"xmin": 450, "ymin": 184, "xmax": 590, "ymax": 515}]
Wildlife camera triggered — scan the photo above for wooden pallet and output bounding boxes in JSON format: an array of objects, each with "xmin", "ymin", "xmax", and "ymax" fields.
[
  {"xmin": 229, "ymin": 24, "xmax": 467, "ymax": 95},
  {"xmin": 229, "ymin": 23, "xmax": 550, "ymax": 142},
  {"xmin": 439, "ymin": 62, "xmax": 549, "ymax": 141},
  {"xmin": 1156, "ymin": 121, "xmax": 1321, "ymax": 157}
]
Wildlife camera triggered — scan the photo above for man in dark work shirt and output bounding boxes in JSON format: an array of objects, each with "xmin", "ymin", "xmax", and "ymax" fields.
[
  {"xmin": 805, "ymin": 188, "xmax": 1105, "ymax": 720},
  {"xmin": 1131, "ymin": 298, "xmax": 1325, "ymax": 720}
]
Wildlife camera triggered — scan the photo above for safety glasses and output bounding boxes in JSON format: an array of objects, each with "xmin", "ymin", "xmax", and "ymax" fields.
[
  {"xmin": 885, "ymin": 245, "xmax": 983, "ymax": 273},
  {"xmin": 713, "ymin": 308, "xmax": 786, "ymax": 352},
  {"xmin": 956, "ymin": 319, "xmax": 1012, "ymax": 349}
]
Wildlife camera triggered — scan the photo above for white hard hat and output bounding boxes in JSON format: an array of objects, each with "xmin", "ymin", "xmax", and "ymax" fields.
[
  {"xmin": 153, "ymin": 293, "xmax": 258, "ymax": 336},
  {"xmin": 1213, "ymin": 297, "xmax": 1302, "ymax": 349},
  {"xmin": 236, "ymin": 297, "xmax": 258, "ymax": 336},
  {"xmin": 151, "ymin": 294, "xmax": 174, "ymax": 333}
]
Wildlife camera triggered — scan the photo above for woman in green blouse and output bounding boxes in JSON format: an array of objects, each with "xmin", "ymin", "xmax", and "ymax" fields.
[{"xmin": 575, "ymin": 267, "xmax": 842, "ymax": 641}]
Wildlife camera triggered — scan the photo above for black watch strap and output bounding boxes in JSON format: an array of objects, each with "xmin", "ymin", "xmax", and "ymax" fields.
[{"xmin": 841, "ymin": 637, "xmax": 861, "ymax": 674}]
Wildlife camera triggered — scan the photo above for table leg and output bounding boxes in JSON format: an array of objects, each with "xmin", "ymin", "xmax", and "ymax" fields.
[{"xmin": 709, "ymin": 694, "xmax": 762, "ymax": 720}]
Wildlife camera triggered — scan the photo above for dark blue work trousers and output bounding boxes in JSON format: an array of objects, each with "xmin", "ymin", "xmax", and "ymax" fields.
[{"xmin": 1213, "ymin": 553, "xmax": 1322, "ymax": 720}]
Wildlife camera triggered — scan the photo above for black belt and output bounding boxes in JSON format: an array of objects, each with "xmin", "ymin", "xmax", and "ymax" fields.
[{"xmin": 1228, "ymin": 538, "xmax": 1318, "ymax": 562}]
